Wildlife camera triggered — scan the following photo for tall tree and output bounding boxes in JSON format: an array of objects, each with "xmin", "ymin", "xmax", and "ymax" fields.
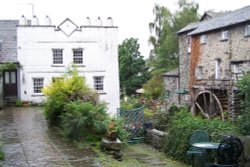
[
  {"xmin": 119, "ymin": 38, "xmax": 150, "ymax": 96},
  {"xmin": 148, "ymin": 4, "xmax": 172, "ymax": 73},
  {"xmin": 148, "ymin": 0, "xmax": 199, "ymax": 74}
]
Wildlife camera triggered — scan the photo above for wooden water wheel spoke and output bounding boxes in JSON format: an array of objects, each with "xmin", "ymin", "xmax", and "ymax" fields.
[
  {"xmin": 209, "ymin": 92, "xmax": 213, "ymax": 116},
  {"xmin": 203, "ymin": 93, "xmax": 208, "ymax": 114},
  {"xmin": 195, "ymin": 102, "xmax": 210, "ymax": 118}
]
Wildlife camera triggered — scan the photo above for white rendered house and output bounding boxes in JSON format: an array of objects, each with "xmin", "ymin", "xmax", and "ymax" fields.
[{"xmin": 4, "ymin": 16, "xmax": 120, "ymax": 114}]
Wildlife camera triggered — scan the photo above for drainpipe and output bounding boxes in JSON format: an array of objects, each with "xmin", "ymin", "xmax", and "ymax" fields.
[{"xmin": 178, "ymin": 53, "xmax": 181, "ymax": 105}]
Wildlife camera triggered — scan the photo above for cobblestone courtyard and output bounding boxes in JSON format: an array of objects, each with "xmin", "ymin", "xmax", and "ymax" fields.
[
  {"xmin": 0, "ymin": 107, "xmax": 100, "ymax": 167},
  {"xmin": 0, "ymin": 107, "xmax": 188, "ymax": 167}
]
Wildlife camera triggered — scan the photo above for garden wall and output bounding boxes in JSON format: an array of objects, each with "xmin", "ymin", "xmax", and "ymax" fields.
[
  {"xmin": 145, "ymin": 129, "xmax": 168, "ymax": 150},
  {"xmin": 240, "ymin": 136, "xmax": 250, "ymax": 167},
  {"xmin": 145, "ymin": 130, "xmax": 250, "ymax": 166}
]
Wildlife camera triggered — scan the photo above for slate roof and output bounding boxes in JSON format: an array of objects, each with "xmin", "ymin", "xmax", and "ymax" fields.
[
  {"xmin": 0, "ymin": 20, "xmax": 19, "ymax": 63},
  {"xmin": 200, "ymin": 11, "xmax": 230, "ymax": 21},
  {"xmin": 189, "ymin": 5, "xmax": 250, "ymax": 35},
  {"xmin": 162, "ymin": 68, "xmax": 179, "ymax": 77},
  {"xmin": 177, "ymin": 22, "xmax": 200, "ymax": 34}
]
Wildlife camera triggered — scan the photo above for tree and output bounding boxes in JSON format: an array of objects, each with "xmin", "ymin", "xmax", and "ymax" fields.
[
  {"xmin": 148, "ymin": 0, "xmax": 199, "ymax": 74},
  {"xmin": 236, "ymin": 72, "xmax": 250, "ymax": 135},
  {"xmin": 119, "ymin": 38, "xmax": 150, "ymax": 96},
  {"xmin": 143, "ymin": 75, "xmax": 164, "ymax": 100},
  {"xmin": 148, "ymin": 4, "xmax": 172, "ymax": 74}
]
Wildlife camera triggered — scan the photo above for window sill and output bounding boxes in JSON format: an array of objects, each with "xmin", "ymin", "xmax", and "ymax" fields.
[
  {"xmin": 97, "ymin": 91, "xmax": 106, "ymax": 95},
  {"xmin": 220, "ymin": 39, "xmax": 228, "ymax": 42},
  {"xmin": 73, "ymin": 64, "xmax": 86, "ymax": 67},
  {"xmin": 32, "ymin": 93, "xmax": 45, "ymax": 97},
  {"xmin": 244, "ymin": 35, "xmax": 250, "ymax": 38},
  {"xmin": 51, "ymin": 64, "xmax": 65, "ymax": 67}
]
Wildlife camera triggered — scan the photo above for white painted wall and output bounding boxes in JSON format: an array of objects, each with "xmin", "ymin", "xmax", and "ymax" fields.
[{"xmin": 17, "ymin": 18, "xmax": 120, "ymax": 114}]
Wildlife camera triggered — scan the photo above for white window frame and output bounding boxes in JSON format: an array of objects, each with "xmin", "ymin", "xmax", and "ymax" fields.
[
  {"xmin": 215, "ymin": 59, "xmax": 221, "ymax": 80},
  {"xmin": 245, "ymin": 25, "xmax": 250, "ymax": 36},
  {"xmin": 93, "ymin": 76, "xmax": 104, "ymax": 92},
  {"xmin": 73, "ymin": 49, "xmax": 83, "ymax": 64},
  {"xmin": 187, "ymin": 36, "xmax": 191, "ymax": 53},
  {"xmin": 200, "ymin": 34, "xmax": 207, "ymax": 44},
  {"xmin": 33, "ymin": 78, "xmax": 44, "ymax": 94},
  {"xmin": 52, "ymin": 49, "xmax": 63, "ymax": 65},
  {"xmin": 221, "ymin": 30, "xmax": 228, "ymax": 41}
]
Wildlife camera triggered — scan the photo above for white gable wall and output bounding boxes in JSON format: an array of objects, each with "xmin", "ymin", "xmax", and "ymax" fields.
[{"xmin": 17, "ymin": 21, "xmax": 120, "ymax": 114}]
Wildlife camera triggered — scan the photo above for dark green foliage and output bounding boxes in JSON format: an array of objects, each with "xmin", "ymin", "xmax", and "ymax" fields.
[
  {"xmin": 107, "ymin": 118, "xmax": 129, "ymax": 142},
  {"xmin": 0, "ymin": 142, "xmax": 4, "ymax": 161},
  {"xmin": 119, "ymin": 38, "xmax": 150, "ymax": 96},
  {"xmin": 148, "ymin": 0, "xmax": 199, "ymax": 73},
  {"xmin": 0, "ymin": 62, "xmax": 22, "ymax": 75},
  {"xmin": 120, "ymin": 97, "xmax": 143, "ymax": 110},
  {"xmin": 0, "ymin": 151, "xmax": 3, "ymax": 161},
  {"xmin": 164, "ymin": 108, "xmax": 240, "ymax": 162},
  {"xmin": 143, "ymin": 75, "xmax": 164, "ymax": 100},
  {"xmin": 61, "ymin": 101, "xmax": 108, "ymax": 140},
  {"xmin": 236, "ymin": 71, "xmax": 250, "ymax": 135}
]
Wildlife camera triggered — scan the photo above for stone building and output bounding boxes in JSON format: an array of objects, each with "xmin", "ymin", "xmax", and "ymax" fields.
[
  {"xmin": 0, "ymin": 16, "xmax": 120, "ymax": 114},
  {"xmin": 162, "ymin": 69, "xmax": 179, "ymax": 106},
  {"xmin": 177, "ymin": 5, "xmax": 250, "ymax": 119}
]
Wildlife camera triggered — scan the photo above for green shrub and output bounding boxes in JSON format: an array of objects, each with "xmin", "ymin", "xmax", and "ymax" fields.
[
  {"xmin": 0, "ymin": 151, "xmax": 3, "ymax": 161},
  {"xmin": 0, "ymin": 142, "xmax": 4, "ymax": 161},
  {"xmin": 236, "ymin": 71, "xmax": 250, "ymax": 135},
  {"xmin": 43, "ymin": 68, "xmax": 99, "ymax": 125},
  {"xmin": 237, "ymin": 108, "xmax": 250, "ymax": 135},
  {"xmin": 107, "ymin": 117, "xmax": 129, "ymax": 142},
  {"xmin": 61, "ymin": 101, "xmax": 108, "ymax": 140},
  {"xmin": 120, "ymin": 97, "xmax": 142, "ymax": 110},
  {"xmin": 164, "ymin": 108, "xmax": 241, "ymax": 162},
  {"xmin": 143, "ymin": 75, "xmax": 164, "ymax": 100}
]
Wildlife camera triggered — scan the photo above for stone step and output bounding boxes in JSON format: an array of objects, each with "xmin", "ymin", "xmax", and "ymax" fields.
[{"xmin": 3, "ymin": 96, "xmax": 18, "ymax": 106}]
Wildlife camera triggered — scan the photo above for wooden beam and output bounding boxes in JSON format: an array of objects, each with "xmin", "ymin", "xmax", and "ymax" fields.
[{"xmin": 195, "ymin": 102, "xmax": 210, "ymax": 118}]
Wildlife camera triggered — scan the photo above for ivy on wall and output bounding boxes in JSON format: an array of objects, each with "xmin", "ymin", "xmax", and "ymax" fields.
[{"xmin": 0, "ymin": 62, "xmax": 21, "ymax": 75}]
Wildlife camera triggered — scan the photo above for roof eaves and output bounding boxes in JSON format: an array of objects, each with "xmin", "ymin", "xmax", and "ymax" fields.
[
  {"xmin": 189, "ymin": 5, "xmax": 250, "ymax": 36},
  {"xmin": 177, "ymin": 22, "xmax": 199, "ymax": 34}
]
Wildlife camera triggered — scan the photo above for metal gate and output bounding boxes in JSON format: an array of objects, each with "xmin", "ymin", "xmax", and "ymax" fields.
[{"xmin": 117, "ymin": 106, "xmax": 145, "ymax": 141}]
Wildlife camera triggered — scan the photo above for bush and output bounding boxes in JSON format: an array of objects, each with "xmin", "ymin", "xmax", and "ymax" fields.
[
  {"xmin": 61, "ymin": 101, "xmax": 108, "ymax": 140},
  {"xmin": 236, "ymin": 71, "xmax": 250, "ymax": 135},
  {"xmin": 0, "ymin": 151, "xmax": 3, "ymax": 161},
  {"xmin": 120, "ymin": 96, "xmax": 142, "ymax": 110},
  {"xmin": 43, "ymin": 68, "xmax": 99, "ymax": 125},
  {"xmin": 107, "ymin": 118, "xmax": 129, "ymax": 142},
  {"xmin": 0, "ymin": 142, "xmax": 4, "ymax": 161},
  {"xmin": 143, "ymin": 75, "xmax": 164, "ymax": 100},
  {"xmin": 164, "ymin": 108, "xmax": 241, "ymax": 162}
]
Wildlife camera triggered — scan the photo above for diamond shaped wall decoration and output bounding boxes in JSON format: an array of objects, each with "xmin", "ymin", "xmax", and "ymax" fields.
[{"xmin": 58, "ymin": 18, "xmax": 78, "ymax": 37}]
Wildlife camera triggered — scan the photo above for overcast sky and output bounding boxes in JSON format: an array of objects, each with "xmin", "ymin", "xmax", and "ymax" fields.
[{"xmin": 0, "ymin": 0, "xmax": 250, "ymax": 58}]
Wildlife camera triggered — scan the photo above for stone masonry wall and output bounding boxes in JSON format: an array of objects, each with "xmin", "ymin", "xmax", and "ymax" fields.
[
  {"xmin": 145, "ymin": 129, "xmax": 168, "ymax": 150},
  {"xmin": 0, "ymin": 20, "xmax": 18, "ymax": 63},
  {"xmin": 178, "ymin": 33, "xmax": 191, "ymax": 105},
  {"xmin": 196, "ymin": 24, "xmax": 250, "ymax": 82},
  {"xmin": 239, "ymin": 136, "xmax": 250, "ymax": 167},
  {"xmin": 231, "ymin": 24, "xmax": 250, "ymax": 61},
  {"xmin": 164, "ymin": 76, "xmax": 179, "ymax": 105}
]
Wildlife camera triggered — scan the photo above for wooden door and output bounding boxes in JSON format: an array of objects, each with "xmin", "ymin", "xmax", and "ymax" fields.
[{"xmin": 3, "ymin": 70, "xmax": 17, "ymax": 97}]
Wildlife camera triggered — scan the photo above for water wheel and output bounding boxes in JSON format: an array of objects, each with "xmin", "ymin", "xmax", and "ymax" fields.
[{"xmin": 192, "ymin": 90, "xmax": 224, "ymax": 121}]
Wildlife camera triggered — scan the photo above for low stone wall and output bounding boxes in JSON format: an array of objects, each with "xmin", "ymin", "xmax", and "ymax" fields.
[
  {"xmin": 145, "ymin": 130, "xmax": 250, "ymax": 166},
  {"xmin": 145, "ymin": 129, "xmax": 168, "ymax": 150},
  {"xmin": 239, "ymin": 136, "xmax": 250, "ymax": 167}
]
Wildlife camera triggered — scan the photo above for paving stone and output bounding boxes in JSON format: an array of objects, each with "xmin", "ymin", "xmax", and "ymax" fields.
[{"xmin": 0, "ymin": 107, "xmax": 99, "ymax": 167}]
